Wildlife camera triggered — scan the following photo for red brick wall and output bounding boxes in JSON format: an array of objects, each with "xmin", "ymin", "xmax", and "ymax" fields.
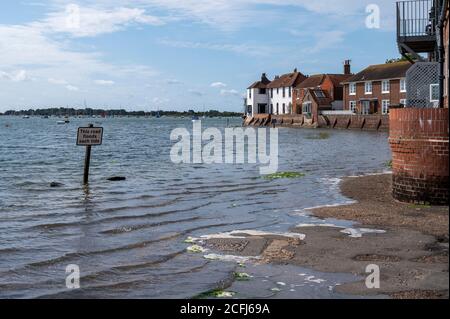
[
  {"xmin": 389, "ymin": 108, "xmax": 449, "ymax": 204},
  {"xmin": 293, "ymin": 75, "xmax": 343, "ymax": 114},
  {"xmin": 344, "ymin": 80, "xmax": 407, "ymax": 112}
]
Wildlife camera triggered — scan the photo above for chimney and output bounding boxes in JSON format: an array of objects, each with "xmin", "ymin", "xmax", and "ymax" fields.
[
  {"xmin": 294, "ymin": 68, "xmax": 298, "ymax": 73},
  {"xmin": 344, "ymin": 60, "xmax": 351, "ymax": 75}
]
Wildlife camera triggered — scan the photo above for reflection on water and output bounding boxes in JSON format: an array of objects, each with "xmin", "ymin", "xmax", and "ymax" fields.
[{"xmin": 0, "ymin": 117, "xmax": 391, "ymax": 298}]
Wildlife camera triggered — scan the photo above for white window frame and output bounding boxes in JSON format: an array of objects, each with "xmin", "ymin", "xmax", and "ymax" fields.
[
  {"xmin": 382, "ymin": 100, "xmax": 390, "ymax": 115},
  {"xmin": 349, "ymin": 101, "xmax": 357, "ymax": 113},
  {"xmin": 430, "ymin": 84, "xmax": 440, "ymax": 102},
  {"xmin": 400, "ymin": 99, "xmax": 407, "ymax": 106},
  {"xmin": 400, "ymin": 78, "xmax": 406, "ymax": 93},
  {"xmin": 349, "ymin": 83, "xmax": 356, "ymax": 95},
  {"xmin": 364, "ymin": 81, "xmax": 372, "ymax": 95},
  {"xmin": 382, "ymin": 80, "xmax": 390, "ymax": 94}
]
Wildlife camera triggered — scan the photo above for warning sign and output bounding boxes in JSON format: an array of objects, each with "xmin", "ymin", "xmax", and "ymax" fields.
[{"xmin": 77, "ymin": 127, "xmax": 103, "ymax": 146}]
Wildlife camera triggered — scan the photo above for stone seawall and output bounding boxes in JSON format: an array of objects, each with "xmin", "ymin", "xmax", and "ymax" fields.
[{"xmin": 243, "ymin": 114, "xmax": 389, "ymax": 131}]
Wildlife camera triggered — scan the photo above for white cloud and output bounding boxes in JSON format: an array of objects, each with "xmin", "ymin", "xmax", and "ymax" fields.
[
  {"xmin": 83, "ymin": 0, "xmax": 396, "ymax": 31},
  {"xmin": 0, "ymin": 69, "xmax": 31, "ymax": 82},
  {"xmin": 65, "ymin": 85, "xmax": 80, "ymax": 91},
  {"xmin": 211, "ymin": 82, "xmax": 227, "ymax": 88},
  {"xmin": 34, "ymin": 5, "xmax": 165, "ymax": 38},
  {"xmin": 95, "ymin": 79, "xmax": 115, "ymax": 85},
  {"xmin": 220, "ymin": 89, "xmax": 240, "ymax": 96}
]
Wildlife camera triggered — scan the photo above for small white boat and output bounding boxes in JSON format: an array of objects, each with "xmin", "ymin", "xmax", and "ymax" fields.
[
  {"xmin": 23, "ymin": 115, "xmax": 30, "ymax": 119},
  {"xmin": 57, "ymin": 120, "xmax": 66, "ymax": 125}
]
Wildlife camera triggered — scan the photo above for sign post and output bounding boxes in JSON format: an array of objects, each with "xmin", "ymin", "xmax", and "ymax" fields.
[{"xmin": 77, "ymin": 124, "xmax": 103, "ymax": 185}]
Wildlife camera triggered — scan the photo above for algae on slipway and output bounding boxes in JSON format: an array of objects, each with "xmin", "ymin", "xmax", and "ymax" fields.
[{"xmin": 263, "ymin": 172, "xmax": 306, "ymax": 180}]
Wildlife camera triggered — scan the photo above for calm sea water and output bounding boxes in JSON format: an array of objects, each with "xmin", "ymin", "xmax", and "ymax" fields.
[{"xmin": 0, "ymin": 116, "xmax": 391, "ymax": 298}]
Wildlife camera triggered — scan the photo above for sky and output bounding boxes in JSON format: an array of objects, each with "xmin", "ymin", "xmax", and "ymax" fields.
[{"xmin": 0, "ymin": 0, "xmax": 402, "ymax": 112}]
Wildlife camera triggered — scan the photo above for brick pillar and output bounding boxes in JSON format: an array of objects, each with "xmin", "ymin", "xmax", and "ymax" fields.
[{"xmin": 389, "ymin": 108, "xmax": 449, "ymax": 205}]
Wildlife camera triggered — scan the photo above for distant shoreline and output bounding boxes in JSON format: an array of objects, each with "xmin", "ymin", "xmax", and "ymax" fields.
[{"xmin": 0, "ymin": 108, "xmax": 243, "ymax": 118}]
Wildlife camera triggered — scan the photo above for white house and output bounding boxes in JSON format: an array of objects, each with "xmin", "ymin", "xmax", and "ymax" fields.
[
  {"xmin": 267, "ymin": 69, "xmax": 306, "ymax": 115},
  {"xmin": 246, "ymin": 73, "xmax": 270, "ymax": 116},
  {"xmin": 246, "ymin": 69, "xmax": 307, "ymax": 116}
]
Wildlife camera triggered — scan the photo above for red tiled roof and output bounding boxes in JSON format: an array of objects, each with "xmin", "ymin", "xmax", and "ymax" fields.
[
  {"xmin": 267, "ymin": 71, "xmax": 306, "ymax": 88},
  {"xmin": 296, "ymin": 74, "xmax": 325, "ymax": 89},
  {"xmin": 296, "ymin": 74, "xmax": 352, "ymax": 88},
  {"xmin": 342, "ymin": 61, "xmax": 412, "ymax": 83}
]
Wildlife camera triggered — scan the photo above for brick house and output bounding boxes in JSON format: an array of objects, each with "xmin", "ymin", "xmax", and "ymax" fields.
[
  {"xmin": 292, "ymin": 61, "xmax": 353, "ymax": 122},
  {"xmin": 342, "ymin": 61, "xmax": 412, "ymax": 115}
]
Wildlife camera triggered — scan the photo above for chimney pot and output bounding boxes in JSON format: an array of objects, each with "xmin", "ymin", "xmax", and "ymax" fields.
[{"xmin": 344, "ymin": 60, "xmax": 351, "ymax": 75}]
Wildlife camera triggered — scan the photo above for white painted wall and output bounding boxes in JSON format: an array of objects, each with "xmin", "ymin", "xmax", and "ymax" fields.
[
  {"xmin": 269, "ymin": 87, "xmax": 293, "ymax": 115},
  {"xmin": 247, "ymin": 88, "xmax": 269, "ymax": 116}
]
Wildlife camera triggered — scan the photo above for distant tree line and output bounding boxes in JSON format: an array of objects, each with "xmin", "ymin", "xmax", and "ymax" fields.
[{"xmin": 0, "ymin": 108, "xmax": 242, "ymax": 117}]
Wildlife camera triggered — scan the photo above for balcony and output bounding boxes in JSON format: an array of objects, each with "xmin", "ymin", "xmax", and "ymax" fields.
[{"xmin": 397, "ymin": 0, "xmax": 438, "ymax": 56}]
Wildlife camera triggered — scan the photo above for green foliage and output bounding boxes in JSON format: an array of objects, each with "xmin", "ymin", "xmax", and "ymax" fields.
[
  {"xmin": 263, "ymin": 172, "xmax": 305, "ymax": 180},
  {"xmin": 305, "ymin": 132, "xmax": 331, "ymax": 140}
]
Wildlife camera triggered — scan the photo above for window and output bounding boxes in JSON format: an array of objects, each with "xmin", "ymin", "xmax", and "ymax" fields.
[
  {"xmin": 247, "ymin": 105, "xmax": 252, "ymax": 115},
  {"xmin": 282, "ymin": 103, "xmax": 286, "ymax": 114},
  {"xmin": 382, "ymin": 80, "xmax": 390, "ymax": 93},
  {"xmin": 259, "ymin": 88, "xmax": 266, "ymax": 94},
  {"xmin": 400, "ymin": 78, "xmax": 406, "ymax": 92},
  {"xmin": 349, "ymin": 83, "xmax": 356, "ymax": 95},
  {"xmin": 288, "ymin": 102, "xmax": 292, "ymax": 114},
  {"xmin": 302, "ymin": 102, "xmax": 312, "ymax": 114},
  {"xmin": 289, "ymin": 87, "xmax": 292, "ymax": 98},
  {"xmin": 400, "ymin": 99, "xmax": 406, "ymax": 106},
  {"xmin": 382, "ymin": 100, "xmax": 390, "ymax": 115},
  {"xmin": 277, "ymin": 88, "xmax": 279, "ymax": 95},
  {"xmin": 282, "ymin": 87, "xmax": 286, "ymax": 98},
  {"xmin": 364, "ymin": 82, "xmax": 372, "ymax": 94},
  {"xmin": 270, "ymin": 104, "xmax": 273, "ymax": 114},
  {"xmin": 315, "ymin": 90, "xmax": 326, "ymax": 98},
  {"xmin": 276, "ymin": 103, "xmax": 279, "ymax": 114},
  {"xmin": 249, "ymin": 89, "xmax": 252, "ymax": 99},
  {"xmin": 362, "ymin": 101, "xmax": 370, "ymax": 114},
  {"xmin": 349, "ymin": 101, "xmax": 357, "ymax": 113},
  {"xmin": 430, "ymin": 84, "xmax": 440, "ymax": 102},
  {"xmin": 270, "ymin": 88, "xmax": 273, "ymax": 98}
]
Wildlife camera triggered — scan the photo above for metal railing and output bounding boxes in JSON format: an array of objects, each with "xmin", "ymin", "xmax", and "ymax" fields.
[{"xmin": 397, "ymin": 0, "xmax": 437, "ymax": 37}]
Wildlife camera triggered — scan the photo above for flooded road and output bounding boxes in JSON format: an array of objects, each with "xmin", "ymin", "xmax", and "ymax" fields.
[{"xmin": 0, "ymin": 117, "xmax": 391, "ymax": 298}]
